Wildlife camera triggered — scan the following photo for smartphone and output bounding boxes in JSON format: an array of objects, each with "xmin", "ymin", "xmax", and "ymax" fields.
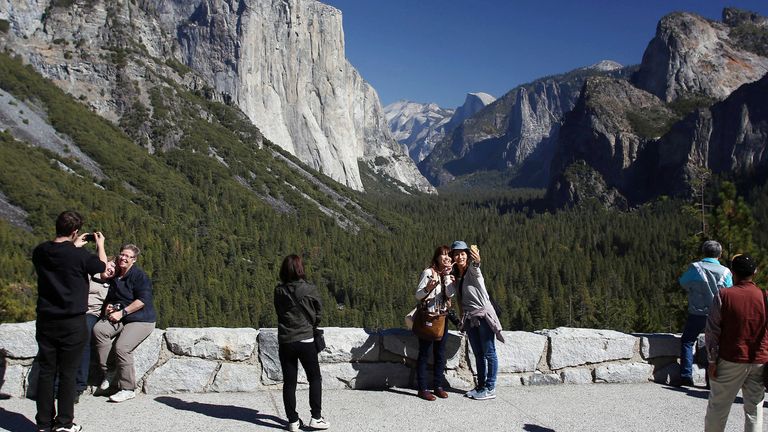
[{"xmin": 83, "ymin": 233, "xmax": 96, "ymax": 242}]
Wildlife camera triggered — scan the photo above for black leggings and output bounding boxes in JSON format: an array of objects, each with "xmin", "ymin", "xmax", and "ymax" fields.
[{"xmin": 278, "ymin": 341, "xmax": 322, "ymax": 423}]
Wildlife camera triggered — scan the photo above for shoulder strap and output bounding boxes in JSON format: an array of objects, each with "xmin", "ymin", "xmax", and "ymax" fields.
[{"xmin": 285, "ymin": 284, "xmax": 317, "ymax": 329}]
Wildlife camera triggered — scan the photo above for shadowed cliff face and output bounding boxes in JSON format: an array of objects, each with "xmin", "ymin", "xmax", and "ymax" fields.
[
  {"xmin": 653, "ymin": 73, "xmax": 768, "ymax": 191},
  {"xmin": 546, "ymin": 77, "xmax": 669, "ymax": 207},
  {"xmin": 547, "ymin": 72, "xmax": 768, "ymax": 208},
  {"xmin": 547, "ymin": 9, "xmax": 768, "ymax": 209},
  {"xmin": 419, "ymin": 63, "xmax": 628, "ymax": 189},
  {"xmin": 0, "ymin": 0, "xmax": 434, "ymax": 193}
]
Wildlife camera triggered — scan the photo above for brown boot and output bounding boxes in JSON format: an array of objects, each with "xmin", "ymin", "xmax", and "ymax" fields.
[
  {"xmin": 434, "ymin": 388, "xmax": 449, "ymax": 399},
  {"xmin": 418, "ymin": 390, "xmax": 436, "ymax": 401}
]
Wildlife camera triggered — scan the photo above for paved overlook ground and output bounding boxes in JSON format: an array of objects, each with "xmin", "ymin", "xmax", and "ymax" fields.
[{"xmin": 0, "ymin": 383, "xmax": 762, "ymax": 432}]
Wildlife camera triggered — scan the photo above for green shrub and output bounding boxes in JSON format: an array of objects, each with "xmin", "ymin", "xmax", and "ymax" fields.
[
  {"xmin": 165, "ymin": 58, "xmax": 192, "ymax": 77},
  {"xmin": 626, "ymin": 107, "xmax": 677, "ymax": 139}
]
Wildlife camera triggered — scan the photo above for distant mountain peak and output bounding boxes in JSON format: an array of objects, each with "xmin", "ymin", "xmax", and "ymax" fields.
[
  {"xmin": 585, "ymin": 60, "xmax": 623, "ymax": 72},
  {"xmin": 466, "ymin": 92, "xmax": 496, "ymax": 106},
  {"xmin": 383, "ymin": 101, "xmax": 454, "ymax": 162},
  {"xmin": 383, "ymin": 91, "xmax": 496, "ymax": 163}
]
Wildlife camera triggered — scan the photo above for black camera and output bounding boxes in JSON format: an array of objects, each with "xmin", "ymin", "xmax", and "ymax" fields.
[
  {"xmin": 110, "ymin": 303, "xmax": 122, "ymax": 312},
  {"xmin": 446, "ymin": 309, "xmax": 460, "ymax": 326},
  {"xmin": 83, "ymin": 233, "xmax": 96, "ymax": 242}
]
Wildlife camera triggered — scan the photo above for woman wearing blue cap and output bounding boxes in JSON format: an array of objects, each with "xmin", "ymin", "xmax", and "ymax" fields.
[{"xmin": 451, "ymin": 241, "xmax": 504, "ymax": 400}]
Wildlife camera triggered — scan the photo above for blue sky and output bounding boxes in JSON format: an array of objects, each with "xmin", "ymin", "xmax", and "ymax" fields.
[{"xmin": 322, "ymin": 1, "xmax": 768, "ymax": 108}]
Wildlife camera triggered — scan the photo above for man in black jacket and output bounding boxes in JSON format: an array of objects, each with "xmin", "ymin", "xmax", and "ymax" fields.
[{"xmin": 33, "ymin": 211, "xmax": 107, "ymax": 432}]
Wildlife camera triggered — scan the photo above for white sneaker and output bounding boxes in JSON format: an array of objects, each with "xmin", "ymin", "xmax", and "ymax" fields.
[
  {"xmin": 53, "ymin": 425, "xmax": 82, "ymax": 432},
  {"xmin": 286, "ymin": 419, "xmax": 302, "ymax": 432},
  {"xmin": 465, "ymin": 387, "xmax": 481, "ymax": 398},
  {"xmin": 108, "ymin": 389, "xmax": 135, "ymax": 403},
  {"xmin": 98, "ymin": 379, "xmax": 110, "ymax": 391},
  {"xmin": 472, "ymin": 387, "xmax": 496, "ymax": 400},
  {"xmin": 309, "ymin": 416, "xmax": 330, "ymax": 429}
]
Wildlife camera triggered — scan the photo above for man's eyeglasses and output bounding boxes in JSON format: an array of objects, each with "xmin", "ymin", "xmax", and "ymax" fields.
[{"xmin": 119, "ymin": 253, "xmax": 136, "ymax": 260}]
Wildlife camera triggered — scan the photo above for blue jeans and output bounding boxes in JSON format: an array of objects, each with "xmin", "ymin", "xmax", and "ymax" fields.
[
  {"xmin": 75, "ymin": 314, "xmax": 100, "ymax": 392},
  {"xmin": 466, "ymin": 317, "xmax": 497, "ymax": 390},
  {"xmin": 416, "ymin": 320, "xmax": 449, "ymax": 391},
  {"xmin": 680, "ymin": 314, "xmax": 707, "ymax": 379}
]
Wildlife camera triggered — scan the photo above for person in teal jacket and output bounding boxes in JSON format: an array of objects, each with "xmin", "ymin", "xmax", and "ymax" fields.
[{"xmin": 677, "ymin": 240, "xmax": 733, "ymax": 387}]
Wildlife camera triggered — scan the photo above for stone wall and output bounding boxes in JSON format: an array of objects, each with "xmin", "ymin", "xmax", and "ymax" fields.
[{"xmin": 0, "ymin": 322, "xmax": 701, "ymax": 397}]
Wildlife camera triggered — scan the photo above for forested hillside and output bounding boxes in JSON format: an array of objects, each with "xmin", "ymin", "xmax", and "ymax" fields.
[{"xmin": 0, "ymin": 53, "xmax": 765, "ymax": 334}]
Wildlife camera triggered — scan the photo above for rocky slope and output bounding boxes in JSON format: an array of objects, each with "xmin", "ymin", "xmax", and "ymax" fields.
[
  {"xmin": 0, "ymin": 0, "xmax": 433, "ymax": 193},
  {"xmin": 547, "ymin": 8, "xmax": 768, "ymax": 208},
  {"xmin": 419, "ymin": 61, "xmax": 626, "ymax": 188}
]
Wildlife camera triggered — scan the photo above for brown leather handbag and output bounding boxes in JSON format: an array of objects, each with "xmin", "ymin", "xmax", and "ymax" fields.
[
  {"xmin": 412, "ymin": 270, "xmax": 447, "ymax": 341},
  {"xmin": 412, "ymin": 304, "xmax": 446, "ymax": 341}
]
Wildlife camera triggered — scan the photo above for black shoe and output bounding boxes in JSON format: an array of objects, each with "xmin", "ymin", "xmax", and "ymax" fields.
[{"xmin": 679, "ymin": 377, "xmax": 695, "ymax": 387}]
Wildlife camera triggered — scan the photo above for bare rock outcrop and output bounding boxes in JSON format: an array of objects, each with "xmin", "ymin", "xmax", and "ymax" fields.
[{"xmin": 633, "ymin": 10, "xmax": 768, "ymax": 102}]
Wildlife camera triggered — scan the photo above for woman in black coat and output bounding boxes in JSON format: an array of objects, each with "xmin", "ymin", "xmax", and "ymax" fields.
[{"xmin": 274, "ymin": 254, "xmax": 329, "ymax": 431}]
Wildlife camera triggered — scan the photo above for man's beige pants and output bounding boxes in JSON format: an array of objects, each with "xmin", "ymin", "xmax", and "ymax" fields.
[{"xmin": 705, "ymin": 358, "xmax": 765, "ymax": 432}]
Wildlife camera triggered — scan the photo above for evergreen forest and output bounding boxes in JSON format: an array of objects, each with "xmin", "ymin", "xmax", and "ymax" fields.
[{"xmin": 1, "ymin": 52, "xmax": 766, "ymax": 334}]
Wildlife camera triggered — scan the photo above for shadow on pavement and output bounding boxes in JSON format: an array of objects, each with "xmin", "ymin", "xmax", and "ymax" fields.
[
  {"xmin": 154, "ymin": 396, "xmax": 285, "ymax": 430},
  {"xmin": 0, "ymin": 406, "xmax": 36, "ymax": 432},
  {"xmin": 385, "ymin": 387, "xmax": 414, "ymax": 398},
  {"xmin": 523, "ymin": 424, "xmax": 556, "ymax": 432},
  {"xmin": 661, "ymin": 384, "xmax": 710, "ymax": 401}
]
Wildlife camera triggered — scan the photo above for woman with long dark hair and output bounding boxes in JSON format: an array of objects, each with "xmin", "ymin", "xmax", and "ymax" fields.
[
  {"xmin": 274, "ymin": 254, "xmax": 329, "ymax": 431},
  {"xmin": 414, "ymin": 245, "xmax": 456, "ymax": 400}
]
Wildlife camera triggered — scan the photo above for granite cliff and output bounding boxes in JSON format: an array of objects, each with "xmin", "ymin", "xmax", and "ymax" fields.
[
  {"xmin": 547, "ymin": 9, "xmax": 768, "ymax": 208},
  {"xmin": 419, "ymin": 61, "xmax": 627, "ymax": 188},
  {"xmin": 633, "ymin": 9, "xmax": 768, "ymax": 102},
  {"xmin": 0, "ymin": 0, "xmax": 434, "ymax": 193}
]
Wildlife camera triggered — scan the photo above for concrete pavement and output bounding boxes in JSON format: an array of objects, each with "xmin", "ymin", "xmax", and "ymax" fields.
[{"xmin": 0, "ymin": 383, "xmax": 761, "ymax": 431}]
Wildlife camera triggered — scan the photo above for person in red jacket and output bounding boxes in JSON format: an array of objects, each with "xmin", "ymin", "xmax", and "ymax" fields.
[{"xmin": 704, "ymin": 254, "xmax": 765, "ymax": 432}]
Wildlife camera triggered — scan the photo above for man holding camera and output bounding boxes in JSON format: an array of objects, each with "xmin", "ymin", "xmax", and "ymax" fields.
[
  {"xmin": 33, "ymin": 211, "xmax": 107, "ymax": 432},
  {"xmin": 92, "ymin": 244, "xmax": 156, "ymax": 403}
]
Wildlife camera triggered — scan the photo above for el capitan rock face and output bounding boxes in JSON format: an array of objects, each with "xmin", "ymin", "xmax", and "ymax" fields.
[{"xmin": 0, "ymin": 0, "xmax": 433, "ymax": 193}]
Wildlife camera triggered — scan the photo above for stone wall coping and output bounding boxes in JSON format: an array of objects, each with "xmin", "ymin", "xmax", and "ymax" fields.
[{"xmin": 0, "ymin": 322, "xmax": 693, "ymax": 397}]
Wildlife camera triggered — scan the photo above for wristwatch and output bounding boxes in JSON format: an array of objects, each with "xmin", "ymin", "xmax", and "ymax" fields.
[{"xmin": 122, "ymin": 309, "xmax": 128, "ymax": 318}]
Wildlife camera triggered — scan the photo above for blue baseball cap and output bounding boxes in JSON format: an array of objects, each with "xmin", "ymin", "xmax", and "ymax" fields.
[{"xmin": 451, "ymin": 240, "xmax": 469, "ymax": 251}]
